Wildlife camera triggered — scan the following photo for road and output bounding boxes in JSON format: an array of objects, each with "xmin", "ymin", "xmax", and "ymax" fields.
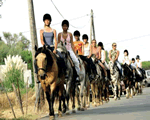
[{"xmin": 41, "ymin": 87, "xmax": 150, "ymax": 120}]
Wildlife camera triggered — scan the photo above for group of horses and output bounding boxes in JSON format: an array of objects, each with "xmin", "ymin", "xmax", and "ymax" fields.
[{"xmin": 34, "ymin": 42, "xmax": 144, "ymax": 120}]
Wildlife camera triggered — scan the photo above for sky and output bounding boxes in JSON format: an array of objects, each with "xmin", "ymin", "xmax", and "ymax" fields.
[{"xmin": 0, "ymin": 0, "xmax": 150, "ymax": 62}]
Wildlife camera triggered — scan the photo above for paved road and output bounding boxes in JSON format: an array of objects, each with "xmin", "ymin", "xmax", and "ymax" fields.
[{"xmin": 41, "ymin": 87, "xmax": 150, "ymax": 120}]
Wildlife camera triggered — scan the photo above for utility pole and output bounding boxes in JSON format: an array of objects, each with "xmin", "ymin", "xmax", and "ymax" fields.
[
  {"xmin": 90, "ymin": 9, "xmax": 96, "ymax": 45},
  {"xmin": 27, "ymin": 0, "xmax": 44, "ymax": 112},
  {"xmin": 27, "ymin": 0, "xmax": 38, "ymax": 95}
]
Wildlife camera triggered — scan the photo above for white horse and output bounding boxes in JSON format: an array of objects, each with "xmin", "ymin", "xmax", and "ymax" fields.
[{"xmin": 109, "ymin": 61, "xmax": 121, "ymax": 100}]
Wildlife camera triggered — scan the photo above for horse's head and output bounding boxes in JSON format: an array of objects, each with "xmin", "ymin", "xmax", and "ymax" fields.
[
  {"xmin": 35, "ymin": 45, "xmax": 53, "ymax": 80},
  {"xmin": 109, "ymin": 60, "xmax": 115, "ymax": 75},
  {"xmin": 121, "ymin": 63, "xmax": 132, "ymax": 77},
  {"xmin": 91, "ymin": 54, "xmax": 97, "ymax": 63},
  {"xmin": 57, "ymin": 41, "xmax": 68, "ymax": 62}
]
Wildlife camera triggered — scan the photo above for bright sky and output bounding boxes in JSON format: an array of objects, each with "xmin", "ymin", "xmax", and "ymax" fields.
[{"xmin": 0, "ymin": 0, "xmax": 150, "ymax": 62}]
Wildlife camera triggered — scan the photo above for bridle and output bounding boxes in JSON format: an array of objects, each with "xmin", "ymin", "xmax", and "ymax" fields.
[{"xmin": 38, "ymin": 68, "xmax": 47, "ymax": 73}]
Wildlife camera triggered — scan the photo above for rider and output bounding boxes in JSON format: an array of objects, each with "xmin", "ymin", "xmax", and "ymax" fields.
[
  {"xmin": 73, "ymin": 30, "xmax": 84, "ymax": 55},
  {"xmin": 136, "ymin": 55, "xmax": 146, "ymax": 78},
  {"xmin": 131, "ymin": 58, "xmax": 142, "ymax": 78},
  {"xmin": 122, "ymin": 49, "xmax": 131, "ymax": 66},
  {"xmin": 58, "ymin": 20, "xmax": 80, "ymax": 82},
  {"xmin": 97, "ymin": 42, "xmax": 109, "ymax": 81},
  {"xmin": 87, "ymin": 39, "xmax": 100, "ymax": 79},
  {"xmin": 35, "ymin": 13, "xmax": 67, "ymax": 83},
  {"xmin": 108, "ymin": 42, "xmax": 124, "ymax": 79}
]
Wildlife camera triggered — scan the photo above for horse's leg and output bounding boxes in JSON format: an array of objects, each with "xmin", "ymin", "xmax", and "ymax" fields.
[
  {"xmin": 118, "ymin": 81, "xmax": 121, "ymax": 100},
  {"xmin": 106, "ymin": 81, "xmax": 110, "ymax": 102},
  {"xmin": 49, "ymin": 83, "xmax": 56, "ymax": 119},
  {"xmin": 86, "ymin": 83, "xmax": 90, "ymax": 108},
  {"xmin": 114, "ymin": 82, "xmax": 117, "ymax": 101},
  {"xmin": 99, "ymin": 82, "xmax": 103, "ymax": 105},
  {"xmin": 45, "ymin": 92, "xmax": 52, "ymax": 118},
  {"xmin": 65, "ymin": 82, "xmax": 70, "ymax": 115},
  {"xmin": 76, "ymin": 85, "xmax": 81, "ymax": 111},
  {"xmin": 103, "ymin": 82, "xmax": 107, "ymax": 102},
  {"xmin": 91, "ymin": 83, "xmax": 96, "ymax": 107},
  {"xmin": 72, "ymin": 82, "xmax": 76, "ymax": 113},
  {"xmin": 80, "ymin": 79, "xmax": 85, "ymax": 111}
]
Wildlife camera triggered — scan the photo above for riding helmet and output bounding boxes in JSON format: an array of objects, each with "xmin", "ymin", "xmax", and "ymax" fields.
[
  {"xmin": 73, "ymin": 30, "xmax": 80, "ymax": 36},
  {"xmin": 136, "ymin": 55, "xmax": 140, "ymax": 60},
  {"xmin": 124, "ymin": 49, "xmax": 129, "ymax": 55},
  {"xmin": 43, "ymin": 13, "xmax": 52, "ymax": 22},
  {"xmin": 82, "ymin": 34, "xmax": 88, "ymax": 40},
  {"xmin": 62, "ymin": 20, "xmax": 69, "ymax": 27}
]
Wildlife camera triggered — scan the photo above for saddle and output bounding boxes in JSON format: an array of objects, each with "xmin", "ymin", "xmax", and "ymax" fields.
[{"xmin": 66, "ymin": 51, "xmax": 75, "ymax": 67}]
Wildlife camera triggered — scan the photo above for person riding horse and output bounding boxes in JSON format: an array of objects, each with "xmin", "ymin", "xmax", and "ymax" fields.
[
  {"xmin": 58, "ymin": 20, "xmax": 80, "ymax": 82},
  {"xmin": 35, "ymin": 13, "xmax": 67, "ymax": 83},
  {"xmin": 97, "ymin": 42, "xmax": 109, "ymax": 81},
  {"xmin": 73, "ymin": 32, "xmax": 96, "ymax": 81},
  {"xmin": 136, "ymin": 55, "xmax": 146, "ymax": 79},
  {"xmin": 109, "ymin": 42, "xmax": 124, "ymax": 79}
]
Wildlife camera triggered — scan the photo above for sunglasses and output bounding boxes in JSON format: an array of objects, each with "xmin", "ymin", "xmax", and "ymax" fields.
[
  {"xmin": 92, "ymin": 42, "xmax": 96, "ymax": 43},
  {"xmin": 113, "ymin": 45, "xmax": 116, "ymax": 47}
]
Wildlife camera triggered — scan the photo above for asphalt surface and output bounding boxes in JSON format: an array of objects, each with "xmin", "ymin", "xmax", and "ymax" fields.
[{"xmin": 41, "ymin": 87, "xmax": 150, "ymax": 120}]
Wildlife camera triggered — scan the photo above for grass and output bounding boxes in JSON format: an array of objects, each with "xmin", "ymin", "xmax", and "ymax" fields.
[{"xmin": 142, "ymin": 61, "xmax": 150, "ymax": 70}]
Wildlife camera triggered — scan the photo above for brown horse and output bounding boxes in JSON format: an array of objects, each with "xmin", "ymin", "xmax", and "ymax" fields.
[{"xmin": 35, "ymin": 45, "xmax": 66, "ymax": 119}]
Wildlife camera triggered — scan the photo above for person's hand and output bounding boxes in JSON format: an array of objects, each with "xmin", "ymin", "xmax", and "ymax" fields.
[
  {"xmin": 87, "ymin": 55, "xmax": 90, "ymax": 58},
  {"xmin": 53, "ymin": 49, "xmax": 56, "ymax": 54},
  {"xmin": 102, "ymin": 60, "xmax": 105, "ymax": 63}
]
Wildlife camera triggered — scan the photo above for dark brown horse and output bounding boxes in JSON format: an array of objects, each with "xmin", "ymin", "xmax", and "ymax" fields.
[{"xmin": 35, "ymin": 45, "xmax": 66, "ymax": 119}]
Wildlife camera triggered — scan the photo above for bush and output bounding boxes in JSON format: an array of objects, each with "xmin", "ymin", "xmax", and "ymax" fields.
[{"xmin": 2, "ymin": 64, "xmax": 25, "ymax": 92}]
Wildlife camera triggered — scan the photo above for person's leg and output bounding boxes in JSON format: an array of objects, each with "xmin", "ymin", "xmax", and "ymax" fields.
[
  {"xmin": 99, "ymin": 62, "xmax": 107, "ymax": 77},
  {"xmin": 116, "ymin": 61, "xmax": 123, "ymax": 76},
  {"xmin": 68, "ymin": 50, "xmax": 80, "ymax": 77}
]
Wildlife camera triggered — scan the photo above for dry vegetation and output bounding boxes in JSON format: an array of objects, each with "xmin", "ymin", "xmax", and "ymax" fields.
[{"xmin": 0, "ymin": 88, "xmax": 79, "ymax": 120}]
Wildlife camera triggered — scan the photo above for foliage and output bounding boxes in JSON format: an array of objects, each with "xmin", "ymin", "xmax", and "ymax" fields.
[
  {"xmin": 3, "ymin": 32, "xmax": 30, "ymax": 49},
  {"xmin": 2, "ymin": 65, "xmax": 24, "ymax": 92},
  {"xmin": 142, "ymin": 61, "xmax": 150, "ymax": 70},
  {"xmin": 0, "ymin": 41, "xmax": 9, "ymax": 64}
]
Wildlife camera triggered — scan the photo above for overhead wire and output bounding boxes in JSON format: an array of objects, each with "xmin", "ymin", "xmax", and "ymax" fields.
[{"xmin": 51, "ymin": 0, "xmax": 90, "ymax": 29}]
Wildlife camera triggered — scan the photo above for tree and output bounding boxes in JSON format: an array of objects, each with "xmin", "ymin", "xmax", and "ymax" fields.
[{"xmin": 3, "ymin": 32, "xmax": 30, "ymax": 49}]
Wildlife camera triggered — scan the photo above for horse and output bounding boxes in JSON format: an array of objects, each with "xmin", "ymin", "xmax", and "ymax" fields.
[
  {"xmin": 122, "ymin": 63, "xmax": 134, "ymax": 98},
  {"xmin": 35, "ymin": 45, "xmax": 66, "ymax": 119},
  {"xmin": 108, "ymin": 60, "xmax": 121, "ymax": 100},
  {"xmin": 90, "ymin": 54, "xmax": 103, "ymax": 106},
  {"xmin": 132, "ymin": 67, "xmax": 143, "ymax": 95},
  {"xmin": 57, "ymin": 42, "xmax": 77, "ymax": 114},
  {"xmin": 75, "ymin": 54, "xmax": 90, "ymax": 111}
]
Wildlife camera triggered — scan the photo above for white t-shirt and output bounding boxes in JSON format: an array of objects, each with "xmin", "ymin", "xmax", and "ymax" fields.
[
  {"xmin": 84, "ymin": 43, "xmax": 90, "ymax": 56},
  {"xmin": 101, "ymin": 50, "xmax": 105, "ymax": 61},
  {"xmin": 123, "ymin": 56, "xmax": 130, "ymax": 65},
  {"xmin": 131, "ymin": 62, "xmax": 137, "ymax": 68},
  {"xmin": 137, "ymin": 60, "xmax": 142, "ymax": 68}
]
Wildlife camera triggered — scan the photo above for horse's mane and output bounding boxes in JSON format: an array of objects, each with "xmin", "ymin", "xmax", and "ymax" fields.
[{"xmin": 35, "ymin": 47, "xmax": 53, "ymax": 66}]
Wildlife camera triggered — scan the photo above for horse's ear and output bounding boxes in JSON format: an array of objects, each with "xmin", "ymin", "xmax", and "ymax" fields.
[
  {"xmin": 61, "ymin": 41, "xmax": 63, "ymax": 46},
  {"xmin": 35, "ymin": 45, "xmax": 38, "ymax": 51},
  {"xmin": 42, "ymin": 45, "xmax": 47, "ymax": 51}
]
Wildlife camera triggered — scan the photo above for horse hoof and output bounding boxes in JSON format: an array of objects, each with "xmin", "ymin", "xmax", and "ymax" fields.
[
  {"xmin": 86, "ymin": 105, "xmax": 90, "ymax": 108},
  {"xmin": 66, "ymin": 111, "xmax": 70, "ymax": 115},
  {"xmin": 58, "ymin": 111, "xmax": 62, "ymax": 117},
  {"xmin": 77, "ymin": 107, "xmax": 81, "ymax": 111},
  {"xmin": 100, "ymin": 102, "xmax": 103, "ymax": 105},
  {"xmin": 118, "ymin": 97, "xmax": 121, "ymax": 100},
  {"xmin": 80, "ymin": 108, "xmax": 85, "ymax": 111},
  {"xmin": 49, "ymin": 116, "xmax": 55, "ymax": 120},
  {"xmin": 72, "ymin": 110, "xmax": 76, "ymax": 113},
  {"xmin": 62, "ymin": 109, "xmax": 66, "ymax": 114}
]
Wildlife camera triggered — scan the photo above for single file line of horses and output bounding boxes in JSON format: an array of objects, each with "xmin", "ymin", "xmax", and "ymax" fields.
[{"xmin": 34, "ymin": 13, "xmax": 146, "ymax": 120}]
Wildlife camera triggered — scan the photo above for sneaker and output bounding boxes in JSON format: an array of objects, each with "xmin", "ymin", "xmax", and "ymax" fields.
[
  {"xmin": 105, "ymin": 77, "xmax": 108, "ymax": 81},
  {"xmin": 76, "ymin": 77, "xmax": 80, "ymax": 82}
]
